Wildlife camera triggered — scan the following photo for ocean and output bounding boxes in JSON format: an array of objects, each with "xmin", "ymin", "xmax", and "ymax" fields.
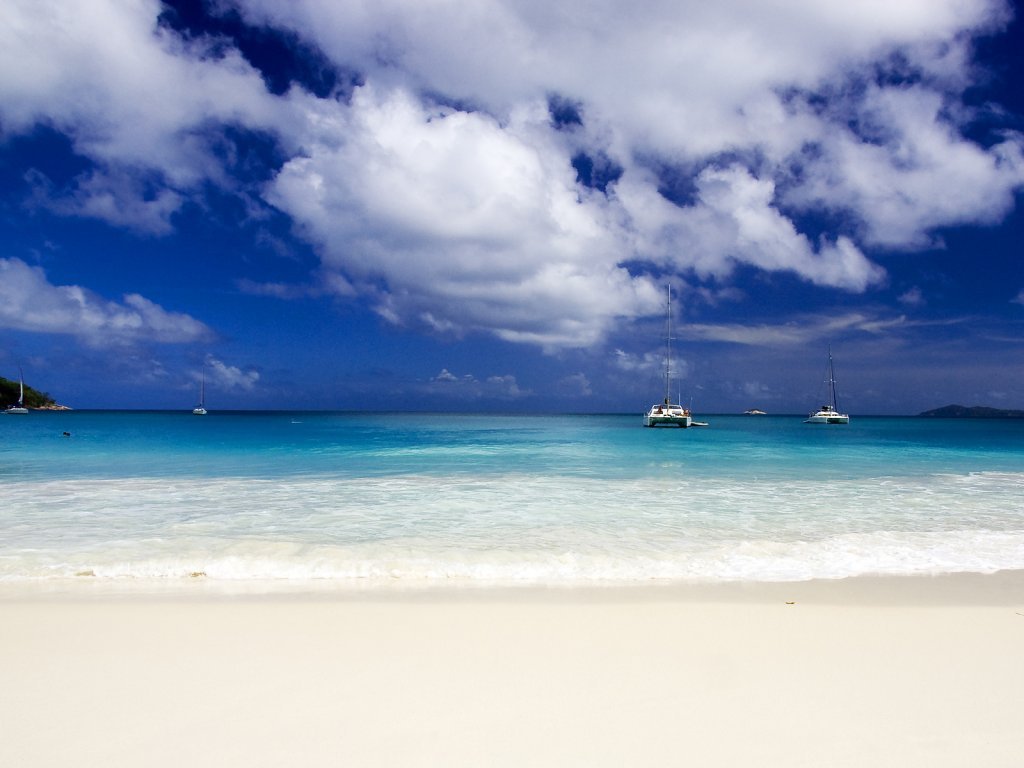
[{"xmin": 1, "ymin": 411, "xmax": 1022, "ymax": 587}]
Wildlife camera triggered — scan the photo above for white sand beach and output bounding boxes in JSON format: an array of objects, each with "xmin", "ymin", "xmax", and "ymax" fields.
[{"xmin": 2, "ymin": 573, "xmax": 1023, "ymax": 767}]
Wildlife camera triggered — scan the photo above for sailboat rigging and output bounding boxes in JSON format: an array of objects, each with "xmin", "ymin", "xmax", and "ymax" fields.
[
  {"xmin": 192, "ymin": 368, "xmax": 207, "ymax": 415},
  {"xmin": 4, "ymin": 367, "xmax": 29, "ymax": 414},
  {"xmin": 804, "ymin": 347, "xmax": 849, "ymax": 424},
  {"xmin": 643, "ymin": 285, "xmax": 692, "ymax": 428}
]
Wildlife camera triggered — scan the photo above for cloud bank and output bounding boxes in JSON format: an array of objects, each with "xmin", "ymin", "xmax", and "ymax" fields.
[
  {"xmin": 0, "ymin": 257, "xmax": 211, "ymax": 345},
  {"xmin": 2, "ymin": 0, "xmax": 1022, "ymax": 349}
]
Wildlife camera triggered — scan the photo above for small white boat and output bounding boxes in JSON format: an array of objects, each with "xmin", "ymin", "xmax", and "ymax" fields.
[
  {"xmin": 805, "ymin": 348, "xmax": 849, "ymax": 424},
  {"xmin": 643, "ymin": 285, "xmax": 693, "ymax": 428},
  {"xmin": 192, "ymin": 370, "xmax": 207, "ymax": 415},
  {"xmin": 4, "ymin": 368, "xmax": 29, "ymax": 414}
]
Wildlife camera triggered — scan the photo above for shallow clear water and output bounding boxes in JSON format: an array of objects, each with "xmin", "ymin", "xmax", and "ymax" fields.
[{"xmin": 1, "ymin": 411, "xmax": 1022, "ymax": 584}]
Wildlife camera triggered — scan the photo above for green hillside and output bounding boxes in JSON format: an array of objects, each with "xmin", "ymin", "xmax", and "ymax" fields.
[{"xmin": 0, "ymin": 376, "xmax": 57, "ymax": 409}]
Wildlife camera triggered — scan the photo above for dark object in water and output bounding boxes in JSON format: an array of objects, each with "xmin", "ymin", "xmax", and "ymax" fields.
[{"xmin": 919, "ymin": 404, "xmax": 1024, "ymax": 419}]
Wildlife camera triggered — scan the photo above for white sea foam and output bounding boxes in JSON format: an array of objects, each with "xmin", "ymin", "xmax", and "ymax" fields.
[{"xmin": 2, "ymin": 471, "xmax": 1023, "ymax": 584}]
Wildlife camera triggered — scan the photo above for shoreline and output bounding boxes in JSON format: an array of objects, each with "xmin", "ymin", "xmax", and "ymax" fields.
[
  {"xmin": 2, "ymin": 568, "xmax": 1024, "ymax": 604},
  {"xmin": 4, "ymin": 571, "xmax": 1023, "ymax": 766}
]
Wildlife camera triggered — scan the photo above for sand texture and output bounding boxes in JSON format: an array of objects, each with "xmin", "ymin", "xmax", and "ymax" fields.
[{"xmin": 2, "ymin": 575, "xmax": 1023, "ymax": 767}]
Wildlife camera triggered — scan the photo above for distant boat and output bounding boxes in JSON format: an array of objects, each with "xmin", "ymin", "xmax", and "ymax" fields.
[
  {"xmin": 643, "ymin": 285, "xmax": 693, "ymax": 428},
  {"xmin": 744, "ymin": 409, "xmax": 767, "ymax": 415},
  {"xmin": 3, "ymin": 368, "xmax": 29, "ymax": 414},
  {"xmin": 805, "ymin": 348, "xmax": 849, "ymax": 424},
  {"xmin": 192, "ymin": 370, "xmax": 207, "ymax": 415}
]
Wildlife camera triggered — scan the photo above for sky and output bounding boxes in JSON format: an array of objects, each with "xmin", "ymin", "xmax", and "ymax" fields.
[{"xmin": 1, "ymin": 0, "xmax": 1023, "ymax": 414}]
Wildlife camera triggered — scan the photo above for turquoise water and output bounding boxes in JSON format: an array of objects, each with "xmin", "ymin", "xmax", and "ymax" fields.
[{"xmin": 1, "ymin": 411, "xmax": 1022, "ymax": 585}]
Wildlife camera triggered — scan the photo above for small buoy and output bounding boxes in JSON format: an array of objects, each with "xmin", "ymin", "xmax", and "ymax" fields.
[{"xmin": 62, "ymin": 431, "xmax": 71, "ymax": 437}]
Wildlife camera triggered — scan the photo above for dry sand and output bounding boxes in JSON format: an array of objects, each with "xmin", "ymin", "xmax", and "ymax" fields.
[{"xmin": 2, "ymin": 573, "xmax": 1023, "ymax": 767}]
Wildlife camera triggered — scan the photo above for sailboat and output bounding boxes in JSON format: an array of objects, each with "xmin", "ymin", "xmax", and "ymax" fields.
[
  {"xmin": 4, "ymin": 368, "xmax": 29, "ymax": 414},
  {"xmin": 643, "ymin": 285, "xmax": 692, "ymax": 428},
  {"xmin": 192, "ymin": 369, "xmax": 207, "ymax": 415},
  {"xmin": 804, "ymin": 347, "xmax": 849, "ymax": 424}
]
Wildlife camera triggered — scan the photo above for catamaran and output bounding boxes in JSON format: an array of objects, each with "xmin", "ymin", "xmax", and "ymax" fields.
[
  {"xmin": 4, "ymin": 368, "xmax": 29, "ymax": 414},
  {"xmin": 643, "ymin": 285, "xmax": 692, "ymax": 428},
  {"xmin": 805, "ymin": 347, "xmax": 849, "ymax": 424}
]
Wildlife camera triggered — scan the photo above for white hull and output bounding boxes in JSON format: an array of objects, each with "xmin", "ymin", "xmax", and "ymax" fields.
[
  {"xmin": 804, "ymin": 406, "xmax": 849, "ymax": 424},
  {"xmin": 3, "ymin": 406, "xmax": 29, "ymax": 414},
  {"xmin": 805, "ymin": 349, "xmax": 849, "ymax": 425},
  {"xmin": 192, "ymin": 407, "xmax": 207, "ymax": 415},
  {"xmin": 644, "ymin": 285, "xmax": 700, "ymax": 429},
  {"xmin": 804, "ymin": 412, "xmax": 849, "ymax": 424},
  {"xmin": 643, "ymin": 405, "xmax": 692, "ymax": 427}
]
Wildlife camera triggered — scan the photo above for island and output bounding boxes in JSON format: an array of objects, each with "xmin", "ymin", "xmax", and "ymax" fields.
[
  {"xmin": 0, "ymin": 375, "xmax": 71, "ymax": 410},
  {"xmin": 919, "ymin": 404, "xmax": 1024, "ymax": 419}
]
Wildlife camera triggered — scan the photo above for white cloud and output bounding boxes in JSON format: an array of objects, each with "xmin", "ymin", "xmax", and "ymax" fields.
[
  {"xmin": 242, "ymin": 0, "xmax": 1019, "ymax": 291},
  {"xmin": 268, "ymin": 85, "xmax": 661, "ymax": 349},
  {"xmin": 2, "ymin": 0, "xmax": 1021, "ymax": 352},
  {"xmin": 0, "ymin": 258, "xmax": 211, "ymax": 345},
  {"xmin": 432, "ymin": 369, "xmax": 461, "ymax": 383},
  {"xmin": 426, "ymin": 369, "xmax": 527, "ymax": 399},
  {"xmin": 485, "ymin": 374, "xmax": 527, "ymax": 399},
  {"xmin": 677, "ymin": 312, "xmax": 910, "ymax": 346},
  {"xmin": 26, "ymin": 168, "xmax": 183, "ymax": 236},
  {"xmin": 613, "ymin": 349, "xmax": 660, "ymax": 374},
  {"xmin": 783, "ymin": 84, "xmax": 1024, "ymax": 249},
  {"xmin": 0, "ymin": 0, "xmax": 291, "ymax": 228},
  {"xmin": 615, "ymin": 165, "xmax": 886, "ymax": 290},
  {"xmin": 612, "ymin": 348, "xmax": 688, "ymax": 385},
  {"xmin": 201, "ymin": 355, "xmax": 260, "ymax": 392},
  {"xmin": 233, "ymin": 0, "xmax": 1009, "ymax": 156}
]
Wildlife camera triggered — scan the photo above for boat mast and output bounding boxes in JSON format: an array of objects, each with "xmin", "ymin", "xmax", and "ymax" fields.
[
  {"xmin": 18, "ymin": 366, "xmax": 24, "ymax": 407},
  {"xmin": 828, "ymin": 346, "xmax": 839, "ymax": 412},
  {"xmin": 664, "ymin": 285, "xmax": 673, "ymax": 405}
]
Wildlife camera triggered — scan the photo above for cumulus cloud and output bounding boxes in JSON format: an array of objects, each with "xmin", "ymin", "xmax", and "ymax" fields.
[
  {"xmin": 232, "ymin": 0, "xmax": 1009, "ymax": 157},
  {"xmin": 2, "ymin": 0, "xmax": 1021, "ymax": 352},
  {"xmin": 0, "ymin": 0, "xmax": 291, "ymax": 228},
  {"xmin": 615, "ymin": 165, "xmax": 886, "ymax": 290},
  {"xmin": 783, "ymin": 84, "xmax": 1024, "ymax": 249},
  {"xmin": 0, "ymin": 258, "xmax": 211, "ymax": 345},
  {"xmin": 427, "ymin": 369, "xmax": 528, "ymax": 400},
  {"xmin": 201, "ymin": 355, "xmax": 260, "ymax": 392},
  {"xmin": 245, "ymin": 0, "xmax": 1012, "ymax": 342},
  {"xmin": 268, "ymin": 85, "xmax": 661, "ymax": 348}
]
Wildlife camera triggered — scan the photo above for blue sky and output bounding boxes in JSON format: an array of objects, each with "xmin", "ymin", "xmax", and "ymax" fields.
[{"xmin": 1, "ymin": 0, "xmax": 1023, "ymax": 414}]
